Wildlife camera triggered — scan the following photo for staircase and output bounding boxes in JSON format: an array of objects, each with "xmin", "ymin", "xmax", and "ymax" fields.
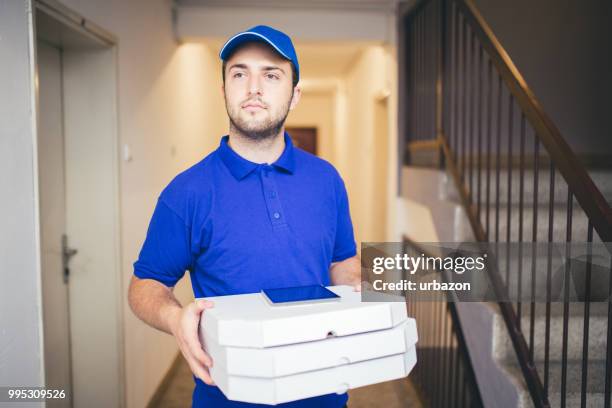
[
  {"xmin": 399, "ymin": 0, "xmax": 612, "ymax": 406},
  {"xmin": 455, "ymin": 168, "xmax": 612, "ymax": 408},
  {"xmin": 402, "ymin": 164, "xmax": 612, "ymax": 408}
]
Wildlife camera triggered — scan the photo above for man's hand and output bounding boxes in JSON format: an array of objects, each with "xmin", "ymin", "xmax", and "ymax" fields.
[
  {"xmin": 168, "ymin": 300, "xmax": 216, "ymax": 385},
  {"xmin": 329, "ymin": 255, "xmax": 361, "ymax": 291},
  {"xmin": 127, "ymin": 276, "xmax": 217, "ymax": 385}
]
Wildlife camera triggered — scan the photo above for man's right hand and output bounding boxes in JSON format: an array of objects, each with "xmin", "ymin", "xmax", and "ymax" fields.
[{"xmin": 169, "ymin": 300, "xmax": 215, "ymax": 385}]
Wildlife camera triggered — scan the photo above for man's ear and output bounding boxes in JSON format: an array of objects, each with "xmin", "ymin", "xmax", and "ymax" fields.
[
  {"xmin": 289, "ymin": 86, "xmax": 302, "ymax": 111},
  {"xmin": 220, "ymin": 84, "xmax": 225, "ymax": 99}
]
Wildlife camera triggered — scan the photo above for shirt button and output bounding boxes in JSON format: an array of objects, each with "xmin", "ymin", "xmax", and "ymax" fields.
[
  {"xmin": 273, "ymin": 212, "xmax": 281, "ymax": 219},
  {"xmin": 270, "ymin": 191, "xmax": 277, "ymax": 198}
]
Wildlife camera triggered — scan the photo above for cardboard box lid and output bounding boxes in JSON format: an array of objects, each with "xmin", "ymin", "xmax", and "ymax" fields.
[
  {"xmin": 210, "ymin": 346, "xmax": 417, "ymax": 405},
  {"xmin": 203, "ymin": 319, "xmax": 418, "ymax": 378},
  {"xmin": 203, "ymin": 318, "xmax": 418, "ymax": 378},
  {"xmin": 199, "ymin": 285, "xmax": 407, "ymax": 348}
]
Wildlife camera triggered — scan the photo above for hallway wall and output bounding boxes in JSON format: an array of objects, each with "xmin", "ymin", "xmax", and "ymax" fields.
[
  {"xmin": 0, "ymin": 1, "xmax": 46, "ymax": 398},
  {"xmin": 286, "ymin": 92, "xmax": 336, "ymax": 162},
  {"xmin": 342, "ymin": 46, "xmax": 396, "ymax": 246},
  {"xmin": 473, "ymin": 0, "xmax": 612, "ymax": 156},
  {"xmin": 53, "ymin": 0, "xmax": 227, "ymax": 406}
]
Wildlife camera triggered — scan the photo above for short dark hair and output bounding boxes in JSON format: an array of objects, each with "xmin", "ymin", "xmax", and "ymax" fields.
[{"xmin": 221, "ymin": 54, "xmax": 299, "ymax": 88}]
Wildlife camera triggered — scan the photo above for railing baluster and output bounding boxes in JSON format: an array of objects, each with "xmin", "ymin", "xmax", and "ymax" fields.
[
  {"xmin": 448, "ymin": 304, "xmax": 454, "ymax": 408},
  {"xmin": 441, "ymin": 302, "xmax": 449, "ymax": 408},
  {"xmin": 443, "ymin": 0, "xmax": 452, "ymax": 150},
  {"xmin": 431, "ymin": 0, "xmax": 437, "ymax": 140},
  {"xmin": 417, "ymin": 11, "xmax": 423, "ymax": 140},
  {"xmin": 452, "ymin": 6, "xmax": 460, "ymax": 162},
  {"xmin": 545, "ymin": 163, "xmax": 555, "ymax": 394},
  {"xmin": 437, "ymin": 300, "xmax": 444, "ymax": 408},
  {"xmin": 529, "ymin": 136, "xmax": 539, "ymax": 361},
  {"xmin": 450, "ymin": 324, "xmax": 458, "ymax": 406},
  {"xmin": 409, "ymin": 14, "xmax": 414, "ymax": 142},
  {"xmin": 415, "ymin": 12, "xmax": 420, "ymax": 141},
  {"xmin": 477, "ymin": 44, "xmax": 483, "ymax": 224},
  {"xmin": 560, "ymin": 189, "xmax": 573, "ymax": 408},
  {"xmin": 461, "ymin": 18, "xmax": 467, "ymax": 181},
  {"xmin": 458, "ymin": 354, "xmax": 465, "ymax": 407},
  {"xmin": 505, "ymin": 95, "xmax": 513, "ymax": 286},
  {"xmin": 605, "ymin": 256, "xmax": 612, "ymax": 408},
  {"xmin": 517, "ymin": 113, "xmax": 525, "ymax": 328},
  {"xmin": 461, "ymin": 370, "xmax": 468, "ymax": 407},
  {"xmin": 426, "ymin": 3, "xmax": 431, "ymax": 139},
  {"xmin": 581, "ymin": 220, "xmax": 593, "ymax": 408},
  {"xmin": 433, "ymin": 302, "xmax": 439, "ymax": 406},
  {"xmin": 425, "ymin": 2, "xmax": 430, "ymax": 141},
  {"xmin": 495, "ymin": 75, "xmax": 502, "ymax": 244},
  {"xmin": 421, "ymin": 300, "xmax": 428, "ymax": 399},
  {"xmin": 414, "ymin": 11, "xmax": 420, "ymax": 141},
  {"xmin": 485, "ymin": 58, "xmax": 492, "ymax": 241},
  {"xmin": 467, "ymin": 25, "xmax": 476, "ymax": 198}
]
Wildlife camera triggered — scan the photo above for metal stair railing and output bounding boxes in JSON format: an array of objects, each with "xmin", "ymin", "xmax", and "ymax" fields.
[
  {"xmin": 401, "ymin": 236, "xmax": 485, "ymax": 408},
  {"xmin": 400, "ymin": 0, "xmax": 612, "ymax": 406}
]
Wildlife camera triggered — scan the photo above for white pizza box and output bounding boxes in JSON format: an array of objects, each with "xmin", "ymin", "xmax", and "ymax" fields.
[
  {"xmin": 202, "ymin": 318, "xmax": 417, "ymax": 378},
  {"xmin": 198, "ymin": 285, "xmax": 408, "ymax": 349},
  {"xmin": 210, "ymin": 346, "xmax": 417, "ymax": 405}
]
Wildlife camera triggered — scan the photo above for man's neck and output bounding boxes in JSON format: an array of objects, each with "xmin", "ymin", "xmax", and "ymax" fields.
[{"xmin": 228, "ymin": 128, "xmax": 286, "ymax": 164}]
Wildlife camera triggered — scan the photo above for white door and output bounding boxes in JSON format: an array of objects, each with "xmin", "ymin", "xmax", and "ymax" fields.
[{"xmin": 37, "ymin": 40, "xmax": 74, "ymax": 407}]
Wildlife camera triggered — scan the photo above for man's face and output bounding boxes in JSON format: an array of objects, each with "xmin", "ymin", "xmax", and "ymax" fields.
[{"xmin": 223, "ymin": 42, "xmax": 300, "ymax": 141}]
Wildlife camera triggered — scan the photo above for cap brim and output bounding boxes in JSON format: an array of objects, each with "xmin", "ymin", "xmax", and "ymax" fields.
[{"xmin": 219, "ymin": 31, "xmax": 291, "ymax": 61}]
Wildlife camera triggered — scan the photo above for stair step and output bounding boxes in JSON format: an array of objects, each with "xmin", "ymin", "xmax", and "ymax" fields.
[
  {"xmin": 508, "ymin": 361, "xmax": 609, "ymax": 407},
  {"xmin": 542, "ymin": 360, "xmax": 606, "ymax": 394},
  {"xmin": 456, "ymin": 204, "xmax": 607, "ymax": 243},
  {"xmin": 478, "ymin": 250, "xmax": 612, "ymax": 303},
  {"xmin": 444, "ymin": 169, "xmax": 612, "ymax": 206},
  {"xmin": 494, "ymin": 303, "xmax": 609, "ymax": 363},
  {"xmin": 548, "ymin": 392, "xmax": 611, "ymax": 408}
]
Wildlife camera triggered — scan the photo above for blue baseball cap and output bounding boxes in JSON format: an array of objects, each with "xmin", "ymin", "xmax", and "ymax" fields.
[{"xmin": 219, "ymin": 25, "xmax": 300, "ymax": 82}]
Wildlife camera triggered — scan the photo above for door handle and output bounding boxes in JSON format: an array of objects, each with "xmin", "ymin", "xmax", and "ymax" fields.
[{"xmin": 62, "ymin": 234, "xmax": 78, "ymax": 284}]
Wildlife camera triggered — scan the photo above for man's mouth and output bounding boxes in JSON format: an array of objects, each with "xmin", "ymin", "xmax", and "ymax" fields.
[{"xmin": 242, "ymin": 101, "xmax": 266, "ymax": 111}]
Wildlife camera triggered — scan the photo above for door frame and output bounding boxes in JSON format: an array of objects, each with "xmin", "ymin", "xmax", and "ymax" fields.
[{"xmin": 33, "ymin": 1, "xmax": 124, "ymax": 406}]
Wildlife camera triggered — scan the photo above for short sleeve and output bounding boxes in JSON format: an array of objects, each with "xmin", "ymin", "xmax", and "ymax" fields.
[
  {"xmin": 133, "ymin": 198, "xmax": 192, "ymax": 287},
  {"xmin": 332, "ymin": 175, "xmax": 357, "ymax": 262}
]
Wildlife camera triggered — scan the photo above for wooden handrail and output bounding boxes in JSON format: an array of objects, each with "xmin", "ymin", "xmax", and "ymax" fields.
[{"xmin": 454, "ymin": 0, "xmax": 612, "ymax": 243}]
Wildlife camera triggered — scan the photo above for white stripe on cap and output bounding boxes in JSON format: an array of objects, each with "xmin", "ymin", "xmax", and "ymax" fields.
[{"xmin": 219, "ymin": 31, "xmax": 291, "ymax": 61}]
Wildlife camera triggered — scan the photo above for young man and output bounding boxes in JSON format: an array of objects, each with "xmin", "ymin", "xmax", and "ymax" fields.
[{"xmin": 128, "ymin": 25, "xmax": 360, "ymax": 407}]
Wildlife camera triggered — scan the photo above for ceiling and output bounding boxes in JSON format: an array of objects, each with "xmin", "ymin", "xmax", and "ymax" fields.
[{"xmin": 175, "ymin": 0, "xmax": 399, "ymax": 12}]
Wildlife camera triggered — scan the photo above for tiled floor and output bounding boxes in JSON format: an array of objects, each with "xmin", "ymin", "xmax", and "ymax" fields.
[{"xmin": 151, "ymin": 357, "xmax": 423, "ymax": 408}]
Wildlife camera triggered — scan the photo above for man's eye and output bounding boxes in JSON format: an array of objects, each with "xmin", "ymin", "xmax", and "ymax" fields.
[
  {"xmin": 265, "ymin": 73, "xmax": 279, "ymax": 80},
  {"xmin": 233, "ymin": 72, "xmax": 245, "ymax": 78}
]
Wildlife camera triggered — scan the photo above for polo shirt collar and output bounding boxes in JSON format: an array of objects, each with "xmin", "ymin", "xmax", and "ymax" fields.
[
  {"xmin": 272, "ymin": 132, "xmax": 296, "ymax": 174},
  {"xmin": 218, "ymin": 132, "xmax": 296, "ymax": 180}
]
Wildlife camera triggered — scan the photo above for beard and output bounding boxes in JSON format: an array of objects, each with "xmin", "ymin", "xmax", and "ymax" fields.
[{"xmin": 226, "ymin": 93, "xmax": 292, "ymax": 142}]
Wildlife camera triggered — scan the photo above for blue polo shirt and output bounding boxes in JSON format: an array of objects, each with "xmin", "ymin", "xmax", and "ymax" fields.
[{"xmin": 134, "ymin": 133, "xmax": 356, "ymax": 408}]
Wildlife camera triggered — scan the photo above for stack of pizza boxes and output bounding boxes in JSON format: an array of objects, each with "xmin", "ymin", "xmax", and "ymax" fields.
[{"xmin": 198, "ymin": 285, "xmax": 418, "ymax": 405}]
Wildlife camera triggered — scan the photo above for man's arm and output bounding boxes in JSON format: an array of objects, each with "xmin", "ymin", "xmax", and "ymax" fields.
[
  {"xmin": 329, "ymin": 255, "xmax": 361, "ymax": 289},
  {"xmin": 128, "ymin": 275, "xmax": 215, "ymax": 384}
]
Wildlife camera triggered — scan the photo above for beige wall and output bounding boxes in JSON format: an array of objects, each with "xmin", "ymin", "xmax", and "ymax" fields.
[
  {"xmin": 53, "ymin": 1, "xmax": 226, "ymax": 406},
  {"xmin": 0, "ymin": 0, "xmax": 46, "ymax": 396},
  {"xmin": 119, "ymin": 42, "xmax": 226, "ymax": 408},
  {"xmin": 287, "ymin": 45, "xmax": 399, "ymax": 249},
  {"xmin": 286, "ymin": 91, "xmax": 335, "ymax": 162},
  {"xmin": 340, "ymin": 46, "xmax": 396, "ymax": 247}
]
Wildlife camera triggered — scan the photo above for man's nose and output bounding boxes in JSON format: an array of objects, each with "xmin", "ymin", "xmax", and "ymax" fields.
[{"xmin": 247, "ymin": 75, "xmax": 263, "ymax": 96}]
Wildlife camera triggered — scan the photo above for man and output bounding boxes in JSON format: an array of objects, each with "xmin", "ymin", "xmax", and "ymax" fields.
[{"xmin": 128, "ymin": 25, "xmax": 360, "ymax": 407}]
